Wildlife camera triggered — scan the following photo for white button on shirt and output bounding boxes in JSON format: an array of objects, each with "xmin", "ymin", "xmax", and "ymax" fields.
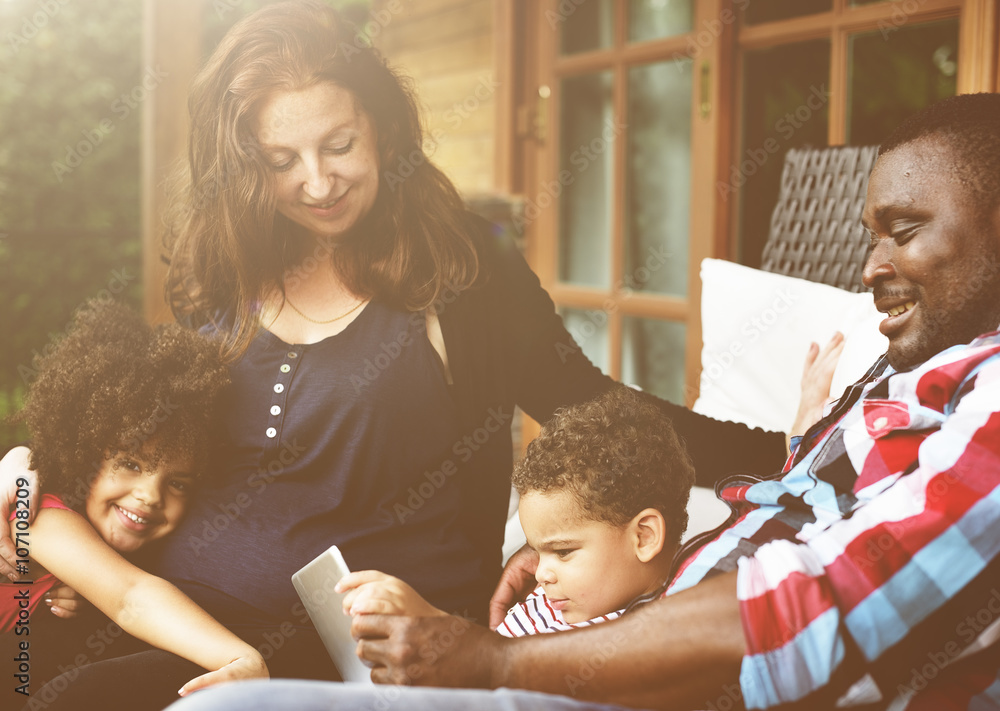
[
  {"xmin": 266, "ymin": 427, "xmax": 277, "ymax": 438},
  {"xmin": 274, "ymin": 383, "xmax": 285, "ymax": 394}
]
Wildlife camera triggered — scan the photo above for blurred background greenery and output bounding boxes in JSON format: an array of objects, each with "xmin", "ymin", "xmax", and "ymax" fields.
[{"xmin": 0, "ymin": 0, "xmax": 369, "ymax": 449}]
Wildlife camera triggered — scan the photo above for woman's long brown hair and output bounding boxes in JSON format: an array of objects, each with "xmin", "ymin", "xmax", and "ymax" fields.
[{"xmin": 164, "ymin": 0, "xmax": 480, "ymax": 361}]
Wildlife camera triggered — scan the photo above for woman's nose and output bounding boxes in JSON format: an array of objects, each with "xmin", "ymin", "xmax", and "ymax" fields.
[{"xmin": 302, "ymin": 157, "xmax": 334, "ymax": 201}]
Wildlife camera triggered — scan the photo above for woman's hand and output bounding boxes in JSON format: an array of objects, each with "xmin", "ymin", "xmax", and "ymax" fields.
[
  {"xmin": 787, "ymin": 332, "xmax": 845, "ymax": 451},
  {"xmin": 488, "ymin": 544, "xmax": 538, "ymax": 630},
  {"xmin": 337, "ymin": 570, "xmax": 447, "ymax": 617},
  {"xmin": 0, "ymin": 447, "xmax": 36, "ymax": 581},
  {"xmin": 45, "ymin": 584, "xmax": 85, "ymax": 618},
  {"xmin": 177, "ymin": 650, "xmax": 269, "ymax": 697}
]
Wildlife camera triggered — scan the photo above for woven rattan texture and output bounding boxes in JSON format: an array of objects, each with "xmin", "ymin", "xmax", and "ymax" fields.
[{"xmin": 760, "ymin": 146, "xmax": 879, "ymax": 292}]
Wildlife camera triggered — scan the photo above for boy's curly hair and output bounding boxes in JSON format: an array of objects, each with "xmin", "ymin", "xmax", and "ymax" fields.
[
  {"xmin": 16, "ymin": 299, "xmax": 230, "ymax": 509},
  {"xmin": 512, "ymin": 386, "xmax": 695, "ymax": 546}
]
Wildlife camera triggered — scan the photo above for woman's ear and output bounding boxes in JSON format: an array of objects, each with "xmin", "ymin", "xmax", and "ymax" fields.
[{"xmin": 630, "ymin": 508, "xmax": 666, "ymax": 563}]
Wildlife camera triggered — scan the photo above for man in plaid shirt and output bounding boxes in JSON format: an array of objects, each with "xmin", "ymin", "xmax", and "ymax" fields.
[{"xmin": 172, "ymin": 97, "xmax": 1000, "ymax": 711}]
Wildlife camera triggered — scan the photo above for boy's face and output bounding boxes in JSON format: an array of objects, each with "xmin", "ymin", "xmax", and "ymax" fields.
[
  {"xmin": 85, "ymin": 450, "xmax": 195, "ymax": 554},
  {"xmin": 519, "ymin": 489, "xmax": 652, "ymax": 624}
]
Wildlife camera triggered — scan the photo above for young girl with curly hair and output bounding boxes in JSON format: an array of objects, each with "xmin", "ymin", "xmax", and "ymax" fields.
[{"xmin": 2, "ymin": 299, "xmax": 267, "ymax": 697}]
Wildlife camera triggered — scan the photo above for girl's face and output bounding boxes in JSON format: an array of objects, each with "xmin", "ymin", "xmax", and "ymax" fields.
[
  {"xmin": 85, "ymin": 450, "xmax": 195, "ymax": 554},
  {"xmin": 255, "ymin": 82, "xmax": 381, "ymax": 243}
]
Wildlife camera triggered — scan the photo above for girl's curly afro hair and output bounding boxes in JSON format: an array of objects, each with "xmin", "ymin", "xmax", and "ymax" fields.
[
  {"xmin": 512, "ymin": 385, "xmax": 695, "ymax": 546},
  {"xmin": 16, "ymin": 298, "xmax": 230, "ymax": 509}
]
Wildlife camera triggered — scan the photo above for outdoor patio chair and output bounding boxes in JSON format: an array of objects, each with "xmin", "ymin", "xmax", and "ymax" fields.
[{"xmin": 760, "ymin": 145, "xmax": 880, "ymax": 290}]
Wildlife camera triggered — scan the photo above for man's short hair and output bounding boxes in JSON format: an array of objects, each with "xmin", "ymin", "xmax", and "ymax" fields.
[
  {"xmin": 512, "ymin": 386, "xmax": 695, "ymax": 546},
  {"xmin": 879, "ymin": 92, "xmax": 1000, "ymax": 213}
]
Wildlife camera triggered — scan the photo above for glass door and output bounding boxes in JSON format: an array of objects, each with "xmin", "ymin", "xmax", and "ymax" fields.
[
  {"xmin": 527, "ymin": 0, "xmax": 717, "ymax": 407},
  {"xmin": 734, "ymin": 0, "xmax": 970, "ymax": 268},
  {"xmin": 515, "ymin": 0, "xmax": 995, "ymax": 413}
]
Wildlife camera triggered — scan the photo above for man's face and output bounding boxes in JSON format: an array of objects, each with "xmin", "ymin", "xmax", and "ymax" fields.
[{"xmin": 861, "ymin": 137, "xmax": 1000, "ymax": 370}]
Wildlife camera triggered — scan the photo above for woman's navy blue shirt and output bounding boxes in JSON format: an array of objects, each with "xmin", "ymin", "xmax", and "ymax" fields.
[{"xmin": 155, "ymin": 298, "xmax": 485, "ymax": 625}]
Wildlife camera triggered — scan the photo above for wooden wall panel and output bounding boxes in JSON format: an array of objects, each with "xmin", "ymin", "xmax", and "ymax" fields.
[{"xmin": 374, "ymin": 0, "xmax": 497, "ymax": 196}]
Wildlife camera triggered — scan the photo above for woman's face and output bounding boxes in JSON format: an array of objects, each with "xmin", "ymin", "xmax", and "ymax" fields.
[{"xmin": 255, "ymin": 82, "xmax": 380, "ymax": 242}]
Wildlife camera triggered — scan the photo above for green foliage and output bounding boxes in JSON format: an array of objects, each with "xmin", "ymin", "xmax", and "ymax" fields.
[
  {"xmin": 0, "ymin": 0, "xmax": 375, "ymax": 449},
  {"xmin": 0, "ymin": 0, "xmax": 144, "ymax": 448}
]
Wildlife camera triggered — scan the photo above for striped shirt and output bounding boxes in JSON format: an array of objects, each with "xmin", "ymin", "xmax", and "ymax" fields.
[
  {"xmin": 497, "ymin": 586, "xmax": 622, "ymax": 638},
  {"xmin": 668, "ymin": 333, "xmax": 1000, "ymax": 710}
]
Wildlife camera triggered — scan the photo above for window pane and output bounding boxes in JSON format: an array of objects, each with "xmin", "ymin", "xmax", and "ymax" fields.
[
  {"xmin": 626, "ymin": 59, "xmax": 691, "ymax": 296},
  {"xmin": 561, "ymin": 308, "xmax": 610, "ymax": 373},
  {"xmin": 629, "ymin": 0, "xmax": 693, "ymax": 43},
  {"xmin": 560, "ymin": 0, "xmax": 614, "ymax": 55},
  {"xmin": 559, "ymin": 72, "xmax": 614, "ymax": 288},
  {"xmin": 742, "ymin": 0, "xmax": 831, "ymax": 25},
  {"xmin": 621, "ymin": 317, "xmax": 686, "ymax": 404},
  {"xmin": 848, "ymin": 20, "xmax": 959, "ymax": 146},
  {"xmin": 738, "ymin": 41, "xmax": 830, "ymax": 269}
]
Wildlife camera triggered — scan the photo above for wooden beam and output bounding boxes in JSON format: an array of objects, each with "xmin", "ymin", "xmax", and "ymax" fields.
[
  {"xmin": 609, "ymin": 0, "xmax": 627, "ymax": 381},
  {"xmin": 494, "ymin": 0, "xmax": 518, "ymax": 194},
  {"xmin": 687, "ymin": 0, "xmax": 736, "ymax": 407},
  {"xmin": 552, "ymin": 34, "xmax": 691, "ymax": 75},
  {"xmin": 829, "ymin": 24, "xmax": 848, "ymax": 146},
  {"xmin": 738, "ymin": 0, "xmax": 961, "ymax": 49},
  {"xmin": 142, "ymin": 0, "xmax": 204, "ymax": 325},
  {"xmin": 958, "ymin": 0, "xmax": 999, "ymax": 93}
]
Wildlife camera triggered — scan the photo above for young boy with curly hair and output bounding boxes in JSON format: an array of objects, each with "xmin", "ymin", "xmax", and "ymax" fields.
[
  {"xmin": 339, "ymin": 385, "xmax": 696, "ymax": 637},
  {"xmin": 2, "ymin": 299, "xmax": 268, "ymax": 696}
]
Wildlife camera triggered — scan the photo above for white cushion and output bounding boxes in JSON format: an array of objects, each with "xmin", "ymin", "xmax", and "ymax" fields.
[
  {"xmin": 502, "ymin": 260, "xmax": 889, "ymax": 558},
  {"xmin": 693, "ymin": 258, "xmax": 888, "ymax": 434}
]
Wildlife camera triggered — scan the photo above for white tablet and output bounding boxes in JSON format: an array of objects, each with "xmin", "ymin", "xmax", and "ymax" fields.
[{"xmin": 291, "ymin": 545, "xmax": 373, "ymax": 684}]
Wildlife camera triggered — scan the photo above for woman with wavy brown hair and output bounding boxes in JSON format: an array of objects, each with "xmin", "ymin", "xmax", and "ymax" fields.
[
  {"xmin": 0, "ymin": 1, "xmax": 784, "ymax": 707},
  {"xmin": 166, "ymin": 0, "xmax": 480, "ymax": 361}
]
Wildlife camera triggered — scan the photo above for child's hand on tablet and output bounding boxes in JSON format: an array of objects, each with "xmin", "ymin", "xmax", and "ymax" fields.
[{"xmin": 337, "ymin": 570, "xmax": 447, "ymax": 618}]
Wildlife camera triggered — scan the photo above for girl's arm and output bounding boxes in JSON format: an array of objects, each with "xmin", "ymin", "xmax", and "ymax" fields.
[{"xmin": 29, "ymin": 506, "xmax": 267, "ymax": 695}]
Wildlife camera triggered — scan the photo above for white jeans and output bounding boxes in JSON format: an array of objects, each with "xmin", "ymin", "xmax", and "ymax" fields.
[{"xmin": 166, "ymin": 680, "xmax": 641, "ymax": 711}]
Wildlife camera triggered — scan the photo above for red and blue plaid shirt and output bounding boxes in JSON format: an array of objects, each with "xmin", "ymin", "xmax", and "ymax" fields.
[{"xmin": 669, "ymin": 332, "xmax": 1000, "ymax": 710}]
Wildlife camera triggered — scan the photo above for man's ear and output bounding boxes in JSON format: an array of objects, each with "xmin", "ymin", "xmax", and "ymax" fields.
[{"xmin": 630, "ymin": 508, "xmax": 666, "ymax": 563}]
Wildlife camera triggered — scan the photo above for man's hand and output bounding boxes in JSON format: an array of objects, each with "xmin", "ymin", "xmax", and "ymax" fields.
[
  {"xmin": 0, "ymin": 447, "xmax": 36, "ymax": 581},
  {"xmin": 351, "ymin": 613, "xmax": 502, "ymax": 688},
  {"xmin": 488, "ymin": 544, "xmax": 538, "ymax": 630},
  {"xmin": 353, "ymin": 572, "xmax": 745, "ymax": 710}
]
